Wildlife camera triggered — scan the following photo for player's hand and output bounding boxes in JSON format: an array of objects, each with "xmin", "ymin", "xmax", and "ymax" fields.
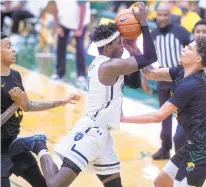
[
  {"xmin": 142, "ymin": 75, "xmax": 153, "ymax": 95},
  {"xmin": 9, "ymin": 87, "xmax": 24, "ymax": 106},
  {"xmin": 73, "ymin": 29, "xmax": 83, "ymax": 37},
  {"xmin": 57, "ymin": 26, "xmax": 65, "ymax": 37},
  {"xmin": 124, "ymin": 39, "xmax": 141, "ymax": 56},
  {"xmin": 62, "ymin": 94, "xmax": 81, "ymax": 105},
  {"xmin": 132, "ymin": 2, "xmax": 148, "ymax": 26},
  {"xmin": 120, "ymin": 116, "xmax": 129, "ymax": 123}
]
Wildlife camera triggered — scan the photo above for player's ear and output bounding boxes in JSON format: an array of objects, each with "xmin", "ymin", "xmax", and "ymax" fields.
[{"xmin": 195, "ymin": 55, "xmax": 202, "ymax": 64}]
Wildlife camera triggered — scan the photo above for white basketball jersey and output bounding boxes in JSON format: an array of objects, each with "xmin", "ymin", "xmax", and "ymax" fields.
[{"xmin": 87, "ymin": 55, "xmax": 124, "ymax": 130}]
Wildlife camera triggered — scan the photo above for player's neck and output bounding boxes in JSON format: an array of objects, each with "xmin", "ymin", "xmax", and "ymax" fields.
[
  {"xmin": 1, "ymin": 64, "xmax": 10, "ymax": 76},
  {"xmin": 102, "ymin": 51, "xmax": 112, "ymax": 58},
  {"xmin": 184, "ymin": 65, "xmax": 202, "ymax": 77}
]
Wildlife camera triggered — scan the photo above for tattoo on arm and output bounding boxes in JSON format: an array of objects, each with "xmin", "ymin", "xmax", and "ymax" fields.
[
  {"xmin": 26, "ymin": 100, "xmax": 64, "ymax": 112},
  {"xmin": 1, "ymin": 103, "xmax": 19, "ymax": 126},
  {"xmin": 142, "ymin": 65, "xmax": 172, "ymax": 82}
]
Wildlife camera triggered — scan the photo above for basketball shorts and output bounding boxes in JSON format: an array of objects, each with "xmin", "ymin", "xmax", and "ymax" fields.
[
  {"xmin": 163, "ymin": 137, "xmax": 206, "ymax": 187},
  {"xmin": 1, "ymin": 152, "xmax": 37, "ymax": 177},
  {"xmin": 55, "ymin": 117, "xmax": 120, "ymax": 175}
]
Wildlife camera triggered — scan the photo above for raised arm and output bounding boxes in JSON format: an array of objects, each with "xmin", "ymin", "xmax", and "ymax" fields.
[
  {"xmin": 142, "ymin": 65, "xmax": 172, "ymax": 82},
  {"xmin": 99, "ymin": 3, "xmax": 157, "ymax": 85}
]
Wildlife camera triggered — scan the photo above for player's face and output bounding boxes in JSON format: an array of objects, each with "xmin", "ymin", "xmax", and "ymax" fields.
[
  {"xmin": 1, "ymin": 38, "xmax": 16, "ymax": 65},
  {"xmin": 156, "ymin": 9, "xmax": 170, "ymax": 28},
  {"xmin": 194, "ymin": 24, "xmax": 206, "ymax": 41},
  {"xmin": 180, "ymin": 41, "xmax": 202, "ymax": 66},
  {"xmin": 110, "ymin": 36, "xmax": 124, "ymax": 58}
]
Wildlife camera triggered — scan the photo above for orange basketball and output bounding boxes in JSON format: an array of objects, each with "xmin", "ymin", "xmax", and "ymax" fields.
[{"xmin": 115, "ymin": 8, "xmax": 141, "ymax": 40}]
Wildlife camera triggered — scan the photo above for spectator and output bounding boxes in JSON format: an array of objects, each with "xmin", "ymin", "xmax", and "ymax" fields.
[
  {"xmin": 142, "ymin": 4, "xmax": 191, "ymax": 159},
  {"xmin": 178, "ymin": 1, "xmax": 201, "ymax": 32},
  {"xmin": 198, "ymin": 0, "xmax": 206, "ymax": 19},
  {"xmin": 51, "ymin": 0, "xmax": 90, "ymax": 89},
  {"xmin": 1, "ymin": 0, "xmax": 47, "ymax": 43},
  {"xmin": 1, "ymin": 1, "xmax": 46, "ymax": 32}
]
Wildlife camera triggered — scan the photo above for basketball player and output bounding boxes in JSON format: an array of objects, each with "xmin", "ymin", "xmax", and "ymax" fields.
[
  {"xmin": 1, "ymin": 32, "xmax": 80, "ymax": 187},
  {"xmin": 121, "ymin": 36, "xmax": 206, "ymax": 186},
  {"xmin": 8, "ymin": 3, "xmax": 158, "ymax": 187}
]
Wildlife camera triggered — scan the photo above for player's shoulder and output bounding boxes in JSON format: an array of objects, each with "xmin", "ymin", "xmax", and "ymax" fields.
[{"xmin": 10, "ymin": 69, "xmax": 22, "ymax": 79}]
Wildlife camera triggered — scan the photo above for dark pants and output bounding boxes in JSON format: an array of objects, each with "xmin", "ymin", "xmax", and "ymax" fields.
[
  {"xmin": 1, "ymin": 152, "xmax": 47, "ymax": 187},
  {"xmin": 1, "ymin": 10, "xmax": 34, "ymax": 33},
  {"xmin": 56, "ymin": 25, "xmax": 87, "ymax": 78},
  {"xmin": 157, "ymin": 81, "xmax": 188, "ymax": 152}
]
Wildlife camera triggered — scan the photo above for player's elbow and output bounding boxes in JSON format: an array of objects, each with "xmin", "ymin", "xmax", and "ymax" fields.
[{"xmin": 152, "ymin": 113, "xmax": 163, "ymax": 123}]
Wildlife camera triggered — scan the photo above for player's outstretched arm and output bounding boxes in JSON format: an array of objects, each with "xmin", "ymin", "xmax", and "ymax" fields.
[
  {"xmin": 121, "ymin": 101, "xmax": 177, "ymax": 124},
  {"xmin": 14, "ymin": 92, "xmax": 81, "ymax": 112},
  {"xmin": 142, "ymin": 65, "xmax": 173, "ymax": 82}
]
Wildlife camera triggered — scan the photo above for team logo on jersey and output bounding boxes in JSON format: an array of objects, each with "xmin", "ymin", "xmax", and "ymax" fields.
[
  {"xmin": 74, "ymin": 132, "xmax": 84, "ymax": 141},
  {"xmin": 186, "ymin": 162, "xmax": 195, "ymax": 172},
  {"xmin": 1, "ymin": 82, "xmax": 5, "ymax": 88}
]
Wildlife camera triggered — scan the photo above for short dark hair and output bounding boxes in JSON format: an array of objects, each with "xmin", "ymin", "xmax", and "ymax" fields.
[
  {"xmin": 194, "ymin": 19, "xmax": 206, "ymax": 30},
  {"xmin": 1, "ymin": 32, "xmax": 8, "ymax": 40},
  {"xmin": 196, "ymin": 36, "xmax": 206, "ymax": 67},
  {"xmin": 89, "ymin": 23, "xmax": 118, "ymax": 53}
]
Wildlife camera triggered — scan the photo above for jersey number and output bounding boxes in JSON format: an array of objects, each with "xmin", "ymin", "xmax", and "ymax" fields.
[{"xmin": 15, "ymin": 108, "xmax": 23, "ymax": 118}]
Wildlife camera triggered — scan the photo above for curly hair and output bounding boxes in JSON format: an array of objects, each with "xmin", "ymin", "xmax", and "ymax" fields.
[
  {"xmin": 89, "ymin": 22, "xmax": 117, "ymax": 43},
  {"xmin": 196, "ymin": 36, "xmax": 206, "ymax": 67},
  {"xmin": 194, "ymin": 19, "xmax": 206, "ymax": 29}
]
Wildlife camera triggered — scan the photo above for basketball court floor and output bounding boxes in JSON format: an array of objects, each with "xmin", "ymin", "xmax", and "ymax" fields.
[{"xmin": 10, "ymin": 65, "xmax": 206, "ymax": 187}]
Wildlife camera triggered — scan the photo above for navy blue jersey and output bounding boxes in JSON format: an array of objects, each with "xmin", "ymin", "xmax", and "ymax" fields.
[
  {"xmin": 1, "ymin": 69, "xmax": 24, "ymax": 139},
  {"xmin": 168, "ymin": 66, "xmax": 206, "ymax": 137}
]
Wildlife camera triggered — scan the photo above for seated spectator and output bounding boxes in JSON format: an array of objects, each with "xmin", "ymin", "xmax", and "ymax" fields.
[{"xmin": 1, "ymin": 0, "xmax": 47, "ymax": 43}]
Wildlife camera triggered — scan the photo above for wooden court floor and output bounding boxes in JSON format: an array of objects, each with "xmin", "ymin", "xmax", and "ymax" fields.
[{"xmin": 10, "ymin": 65, "xmax": 206, "ymax": 187}]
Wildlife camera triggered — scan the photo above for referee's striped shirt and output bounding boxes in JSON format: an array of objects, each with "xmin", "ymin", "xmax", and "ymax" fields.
[{"xmin": 151, "ymin": 23, "xmax": 191, "ymax": 68}]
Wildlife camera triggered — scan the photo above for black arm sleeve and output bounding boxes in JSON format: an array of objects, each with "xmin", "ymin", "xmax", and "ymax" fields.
[
  {"xmin": 124, "ymin": 70, "xmax": 141, "ymax": 89},
  {"xmin": 134, "ymin": 26, "xmax": 157, "ymax": 69}
]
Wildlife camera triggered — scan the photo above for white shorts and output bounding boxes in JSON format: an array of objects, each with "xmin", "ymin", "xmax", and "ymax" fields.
[{"xmin": 54, "ymin": 117, "xmax": 120, "ymax": 175}]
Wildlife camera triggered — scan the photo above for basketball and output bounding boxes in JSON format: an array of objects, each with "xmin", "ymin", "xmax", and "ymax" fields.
[{"xmin": 115, "ymin": 8, "xmax": 141, "ymax": 40}]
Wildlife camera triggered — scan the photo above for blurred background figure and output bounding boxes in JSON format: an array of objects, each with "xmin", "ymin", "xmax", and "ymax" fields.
[
  {"xmin": 193, "ymin": 19, "xmax": 206, "ymax": 40},
  {"xmin": 198, "ymin": 0, "xmax": 206, "ymax": 19},
  {"xmin": 178, "ymin": 1, "xmax": 201, "ymax": 32},
  {"xmin": 142, "ymin": 3, "xmax": 191, "ymax": 160},
  {"xmin": 1, "ymin": 0, "xmax": 47, "ymax": 44},
  {"xmin": 50, "ymin": 0, "xmax": 91, "ymax": 90}
]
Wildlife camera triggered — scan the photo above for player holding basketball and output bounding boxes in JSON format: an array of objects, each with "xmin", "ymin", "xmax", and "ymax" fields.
[
  {"xmin": 121, "ymin": 36, "xmax": 206, "ymax": 186},
  {"xmin": 8, "ymin": 3, "xmax": 157, "ymax": 187},
  {"xmin": 1, "ymin": 32, "xmax": 80, "ymax": 187}
]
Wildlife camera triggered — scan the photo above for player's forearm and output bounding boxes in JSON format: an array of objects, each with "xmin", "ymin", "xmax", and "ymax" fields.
[
  {"xmin": 142, "ymin": 65, "xmax": 172, "ymax": 81},
  {"xmin": 1, "ymin": 103, "xmax": 19, "ymax": 126},
  {"xmin": 122, "ymin": 112, "xmax": 162, "ymax": 124},
  {"xmin": 141, "ymin": 26, "xmax": 156, "ymax": 59},
  {"xmin": 25, "ymin": 100, "xmax": 64, "ymax": 112},
  {"xmin": 133, "ymin": 26, "xmax": 157, "ymax": 69}
]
